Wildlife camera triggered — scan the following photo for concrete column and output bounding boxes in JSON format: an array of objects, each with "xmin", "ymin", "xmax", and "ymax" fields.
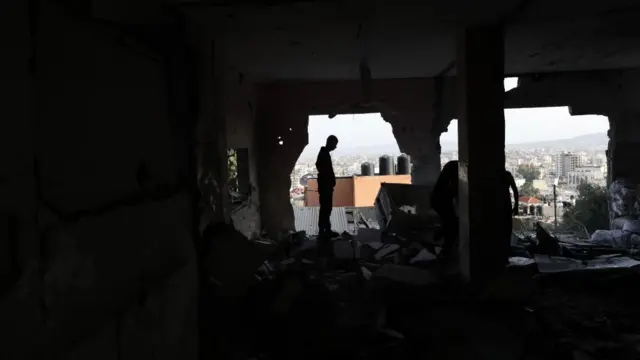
[
  {"xmin": 0, "ymin": 1, "xmax": 42, "ymax": 356},
  {"xmin": 607, "ymin": 111, "xmax": 640, "ymax": 184},
  {"xmin": 255, "ymin": 109, "xmax": 309, "ymax": 237},
  {"xmin": 456, "ymin": 23, "xmax": 507, "ymax": 282},
  {"xmin": 197, "ymin": 41, "xmax": 230, "ymax": 230},
  {"xmin": 410, "ymin": 136, "xmax": 441, "ymax": 186},
  {"xmin": 384, "ymin": 113, "xmax": 442, "ymax": 187}
]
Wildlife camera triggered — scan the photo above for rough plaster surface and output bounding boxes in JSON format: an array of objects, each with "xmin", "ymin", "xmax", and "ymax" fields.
[
  {"xmin": 383, "ymin": 111, "xmax": 443, "ymax": 187},
  {"xmin": 224, "ymin": 64, "xmax": 263, "ymax": 236},
  {"xmin": 608, "ymin": 111, "xmax": 640, "ymax": 184},
  {"xmin": 256, "ymin": 108, "xmax": 308, "ymax": 235},
  {"xmin": 197, "ymin": 39, "xmax": 230, "ymax": 228},
  {"xmin": 0, "ymin": 1, "xmax": 42, "ymax": 358},
  {"xmin": 191, "ymin": 0, "xmax": 640, "ymax": 81},
  {"xmin": 1, "ymin": 3, "xmax": 197, "ymax": 358}
]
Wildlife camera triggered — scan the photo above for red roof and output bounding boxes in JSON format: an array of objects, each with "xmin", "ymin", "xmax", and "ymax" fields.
[{"xmin": 519, "ymin": 196, "xmax": 541, "ymax": 204}]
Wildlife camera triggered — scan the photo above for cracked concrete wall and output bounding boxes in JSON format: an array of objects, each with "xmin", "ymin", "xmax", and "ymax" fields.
[
  {"xmin": 608, "ymin": 111, "xmax": 640, "ymax": 184},
  {"xmin": 0, "ymin": 1, "xmax": 41, "ymax": 357},
  {"xmin": 224, "ymin": 67, "xmax": 262, "ymax": 238},
  {"xmin": 1, "ymin": 2, "xmax": 198, "ymax": 359},
  {"xmin": 196, "ymin": 40, "xmax": 262, "ymax": 238},
  {"xmin": 256, "ymin": 84, "xmax": 308, "ymax": 235},
  {"xmin": 377, "ymin": 79, "xmax": 446, "ymax": 186},
  {"xmin": 255, "ymin": 79, "xmax": 448, "ymax": 234},
  {"xmin": 196, "ymin": 39, "xmax": 230, "ymax": 231},
  {"xmin": 503, "ymin": 69, "xmax": 640, "ymax": 114}
]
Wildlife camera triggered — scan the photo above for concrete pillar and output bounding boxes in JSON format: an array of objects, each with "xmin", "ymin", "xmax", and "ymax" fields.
[
  {"xmin": 197, "ymin": 40, "xmax": 230, "ymax": 230},
  {"xmin": 0, "ymin": 1, "xmax": 42, "ymax": 357},
  {"xmin": 456, "ymin": 23, "xmax": 507, "ymax": 282},
  {"xmin": 255, "ymin": 109, "xmax": 308, "ymax": 237},
  {"xmin": 384, "ymin": 113, "xmax": 442, "ymax": 187},
  {"xmin": 410, "ymin": 136, "xmax": 441, "ymax": 186},
  {"xmin": 607, "ymin": 111, "xmax": 640, "ymax": 184}
]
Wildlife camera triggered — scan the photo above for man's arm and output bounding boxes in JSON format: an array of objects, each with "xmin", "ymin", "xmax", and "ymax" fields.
[
  {"xmin": 315, "ymin": 150, "xmax": 335, "ymax": 183},
  {"xmin": 315, "ymin": 150, "xmax": 327, "ymax": 173}
]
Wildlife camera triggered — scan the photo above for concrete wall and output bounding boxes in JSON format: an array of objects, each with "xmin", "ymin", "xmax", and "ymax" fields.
[
  {"xmin": 353, "ymin": 175, "xmax": 412, "ymax": 207},
  {"xmin": 305, "ymin": 177, "xmax": 355, "ymax": 207},
  {"xmin": 224, "ymin": 66, "xmax": 262, "ymax": 237},
  {"xmin": 1, "ymin": 2, "xmax": 197, "ymax": 358},
  {"xmin": 304, "ymin": 175, "xmax": 413, "ymax": 207},
  {"xmin": 0, "ymin": 1, "xmax": 40, "ymax": 357}
]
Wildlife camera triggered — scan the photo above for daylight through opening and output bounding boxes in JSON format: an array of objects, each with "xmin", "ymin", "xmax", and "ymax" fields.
[
  {"xmin": 440, "ymin": 77, "xmax": 610, "ymax": 235},
  {"xmin": 290, "ymin": 113, "xmax": 407, "ymax": 234}
]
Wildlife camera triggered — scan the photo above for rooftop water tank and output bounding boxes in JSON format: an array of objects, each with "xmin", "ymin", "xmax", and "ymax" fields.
[
  {"xmin": 360, "ymin": 162, "xmax": 374, "ymax": 176},
  {"xmin": 396, "ymin": 154, "xmax": 411, "ymax": 175},
  {"xmin": 379, "ymin": 155, "xmax": 393, "ymax": 176}
]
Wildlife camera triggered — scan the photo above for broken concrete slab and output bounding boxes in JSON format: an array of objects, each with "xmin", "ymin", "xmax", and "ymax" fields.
[
  {"xmin": 409, "ymin": 248, "xmax": 438, "ymax": 265},
  {"xmin": 333, "ymin": 239, "xmax": 359, "ymax": 260},
  {"xmin": 204, "ymin": 223, "xmax": 276, "ymax": 298},
  {"xmin": 535, "ymin": 255, "xmax": 640, "ymax": 273},
  {"xmin": 355, "ymin": 228, "xmax": 383, "ymax": 244}
]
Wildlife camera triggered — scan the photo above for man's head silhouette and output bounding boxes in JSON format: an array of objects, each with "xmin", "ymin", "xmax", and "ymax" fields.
[{"xmin": 326, "ymin": 135, "xmax": 338, "ymax": 151}]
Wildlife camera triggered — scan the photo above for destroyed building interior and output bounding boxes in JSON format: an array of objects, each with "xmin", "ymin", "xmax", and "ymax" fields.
[{"xmin": 5, "ymin": 0, "xmax": 640, "ymax": 359}]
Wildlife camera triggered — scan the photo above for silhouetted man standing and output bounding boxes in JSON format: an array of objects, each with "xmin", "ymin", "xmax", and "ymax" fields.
[
  {"xmin": 431, "ymin": 160, "xmax": 519, "ymax": 264},
  {"xmin": 431, "ymin": 160, "xmax": 460, "ymax": 261},
  {"xmin": 316, "ymin": 135, "xmax": 338, "ymax": 238}
]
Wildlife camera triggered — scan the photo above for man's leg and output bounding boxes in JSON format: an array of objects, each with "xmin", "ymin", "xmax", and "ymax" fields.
[
  {"xmin": 326, "ymin": 188, "xmax": 334, "ymax": 234},
  {"xmin": 439, "ymin": 216, "xmax": 459, "ymax": 261},
  {"xmin": 504, "ymin": 212, "xmax": 514, "ymax": 264},
  {"xmin": 318, "ymin": 188, "xmax": 330, "ymax": 236}
]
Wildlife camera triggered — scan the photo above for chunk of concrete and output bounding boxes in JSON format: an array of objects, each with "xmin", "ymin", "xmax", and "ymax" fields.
[
  {"xmin": 204, "ymin": 223, "xmax": 276, "ymax": 298},
  {"xmin": 373, "ymin": 264, "xmax": 438, "ymax": 286},
  {"xmin": 355, "ymin": 228, "xmax": 383, "ymax": 244},
  {"xmin": 333, "ymin": 239, "xmax": 360, "ymax": 259}
]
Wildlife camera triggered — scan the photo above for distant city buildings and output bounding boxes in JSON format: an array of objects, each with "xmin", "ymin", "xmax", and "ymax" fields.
[
  {"xmin": 555, "ymin": 152, "xmax": 582, "ymax": 177},
  {"xmin": 290, "ymin": 147, "xmax": 608, "ymax": 203},
  {"xmin": 567, "ymin": 165, "xmax": 605, "ymax": 187}
]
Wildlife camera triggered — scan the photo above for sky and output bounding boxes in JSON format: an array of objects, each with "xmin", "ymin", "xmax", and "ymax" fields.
[{"xmin": 302, "ymin": 78, "xmax": 609, "ymax": 155}]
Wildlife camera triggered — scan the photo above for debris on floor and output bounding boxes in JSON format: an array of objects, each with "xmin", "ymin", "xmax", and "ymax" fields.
[{"xmin": 199, "ymin": 205, "xmax": 640, "ymax": 359}]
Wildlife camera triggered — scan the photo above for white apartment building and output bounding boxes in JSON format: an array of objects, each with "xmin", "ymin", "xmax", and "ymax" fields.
[
  {"xmin": 567, "ymin": 165, "xmax": 605, "ymax": 187},
  {"xmin": 592, "ymin": 153, "xmax": 606, "ymax": 166},
  {"xmin": 555, "ymin": 152, "xmax": 582, "ymax": 177}
]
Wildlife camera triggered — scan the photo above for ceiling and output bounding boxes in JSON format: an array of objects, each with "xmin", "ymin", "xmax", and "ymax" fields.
[{"xmin": 185, "ymin": 0, "xmax": 640, "ymax": 80}]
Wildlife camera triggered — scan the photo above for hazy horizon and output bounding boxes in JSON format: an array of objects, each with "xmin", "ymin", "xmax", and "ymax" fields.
[{"xmin": 298, "ymin": 78, "xmax": 609, "ymax": 159}]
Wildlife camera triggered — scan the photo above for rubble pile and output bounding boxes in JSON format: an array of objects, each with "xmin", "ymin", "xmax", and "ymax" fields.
[
  {"xmin": 198, "ymin": 214, "xmax": 453, "ymax": 359},
  {"xmin": 608, "ymin": 179, "xmax": 640, "ymax": 230},
  {"xmin": 198, "ymin": 189, "xmax": 640, "ymax": 359},
  {"xmin": 522, "ymin": 272, "xmax": 640, "ymax": 360}
]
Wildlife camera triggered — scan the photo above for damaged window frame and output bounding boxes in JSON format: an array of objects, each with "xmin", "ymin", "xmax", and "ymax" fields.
[{"xmin": 227, "ymin": 147, "xmax": 251, "ymax": 206}]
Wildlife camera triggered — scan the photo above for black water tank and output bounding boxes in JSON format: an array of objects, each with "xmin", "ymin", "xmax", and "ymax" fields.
[
  {"xmin": 396, "ymin": 154, "xmax": 410, "ymax": 175},
  {"xmin": 379, "ymin": 155, "xmax": 393, "ymax": 175},
  {"xmin": 360, "ymin": 162, "xmax": 374, "ymax": 176}
]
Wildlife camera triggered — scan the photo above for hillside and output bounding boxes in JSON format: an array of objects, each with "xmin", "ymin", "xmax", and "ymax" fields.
[
  {"xmin": 441, "ymin": 132, "xmax": 607, "ymax": 151},
  {"xmin": 299, "ymin": 132, "xmax": 608, "ymax": 159}
]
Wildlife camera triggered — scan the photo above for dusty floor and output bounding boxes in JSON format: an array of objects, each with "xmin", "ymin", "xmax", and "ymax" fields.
[{"xmin": 199, "ymin": 264, "xmax": 640, "ymax": 360}]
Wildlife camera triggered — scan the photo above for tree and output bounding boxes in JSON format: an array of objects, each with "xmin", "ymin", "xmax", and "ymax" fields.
[
  {"xmin": 519, "ymin": 181, "xmax": 540, "ymax": 198},
  {"xmin": 516, "ymin": 164, "xmax": 541, "ymax": 183},
  {"xmin": 561, "ymin": 183, "xmax": 609, "ymax": 236}
]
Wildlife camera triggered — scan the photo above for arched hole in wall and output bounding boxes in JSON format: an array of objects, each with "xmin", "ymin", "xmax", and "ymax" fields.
[
  {"xmin": 439, "ymin": 77, "xmax": 610, "ymax": 229},
  {"xmin": 291, "ymin": 113, "xmax": 404, "ymax": 230}
]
